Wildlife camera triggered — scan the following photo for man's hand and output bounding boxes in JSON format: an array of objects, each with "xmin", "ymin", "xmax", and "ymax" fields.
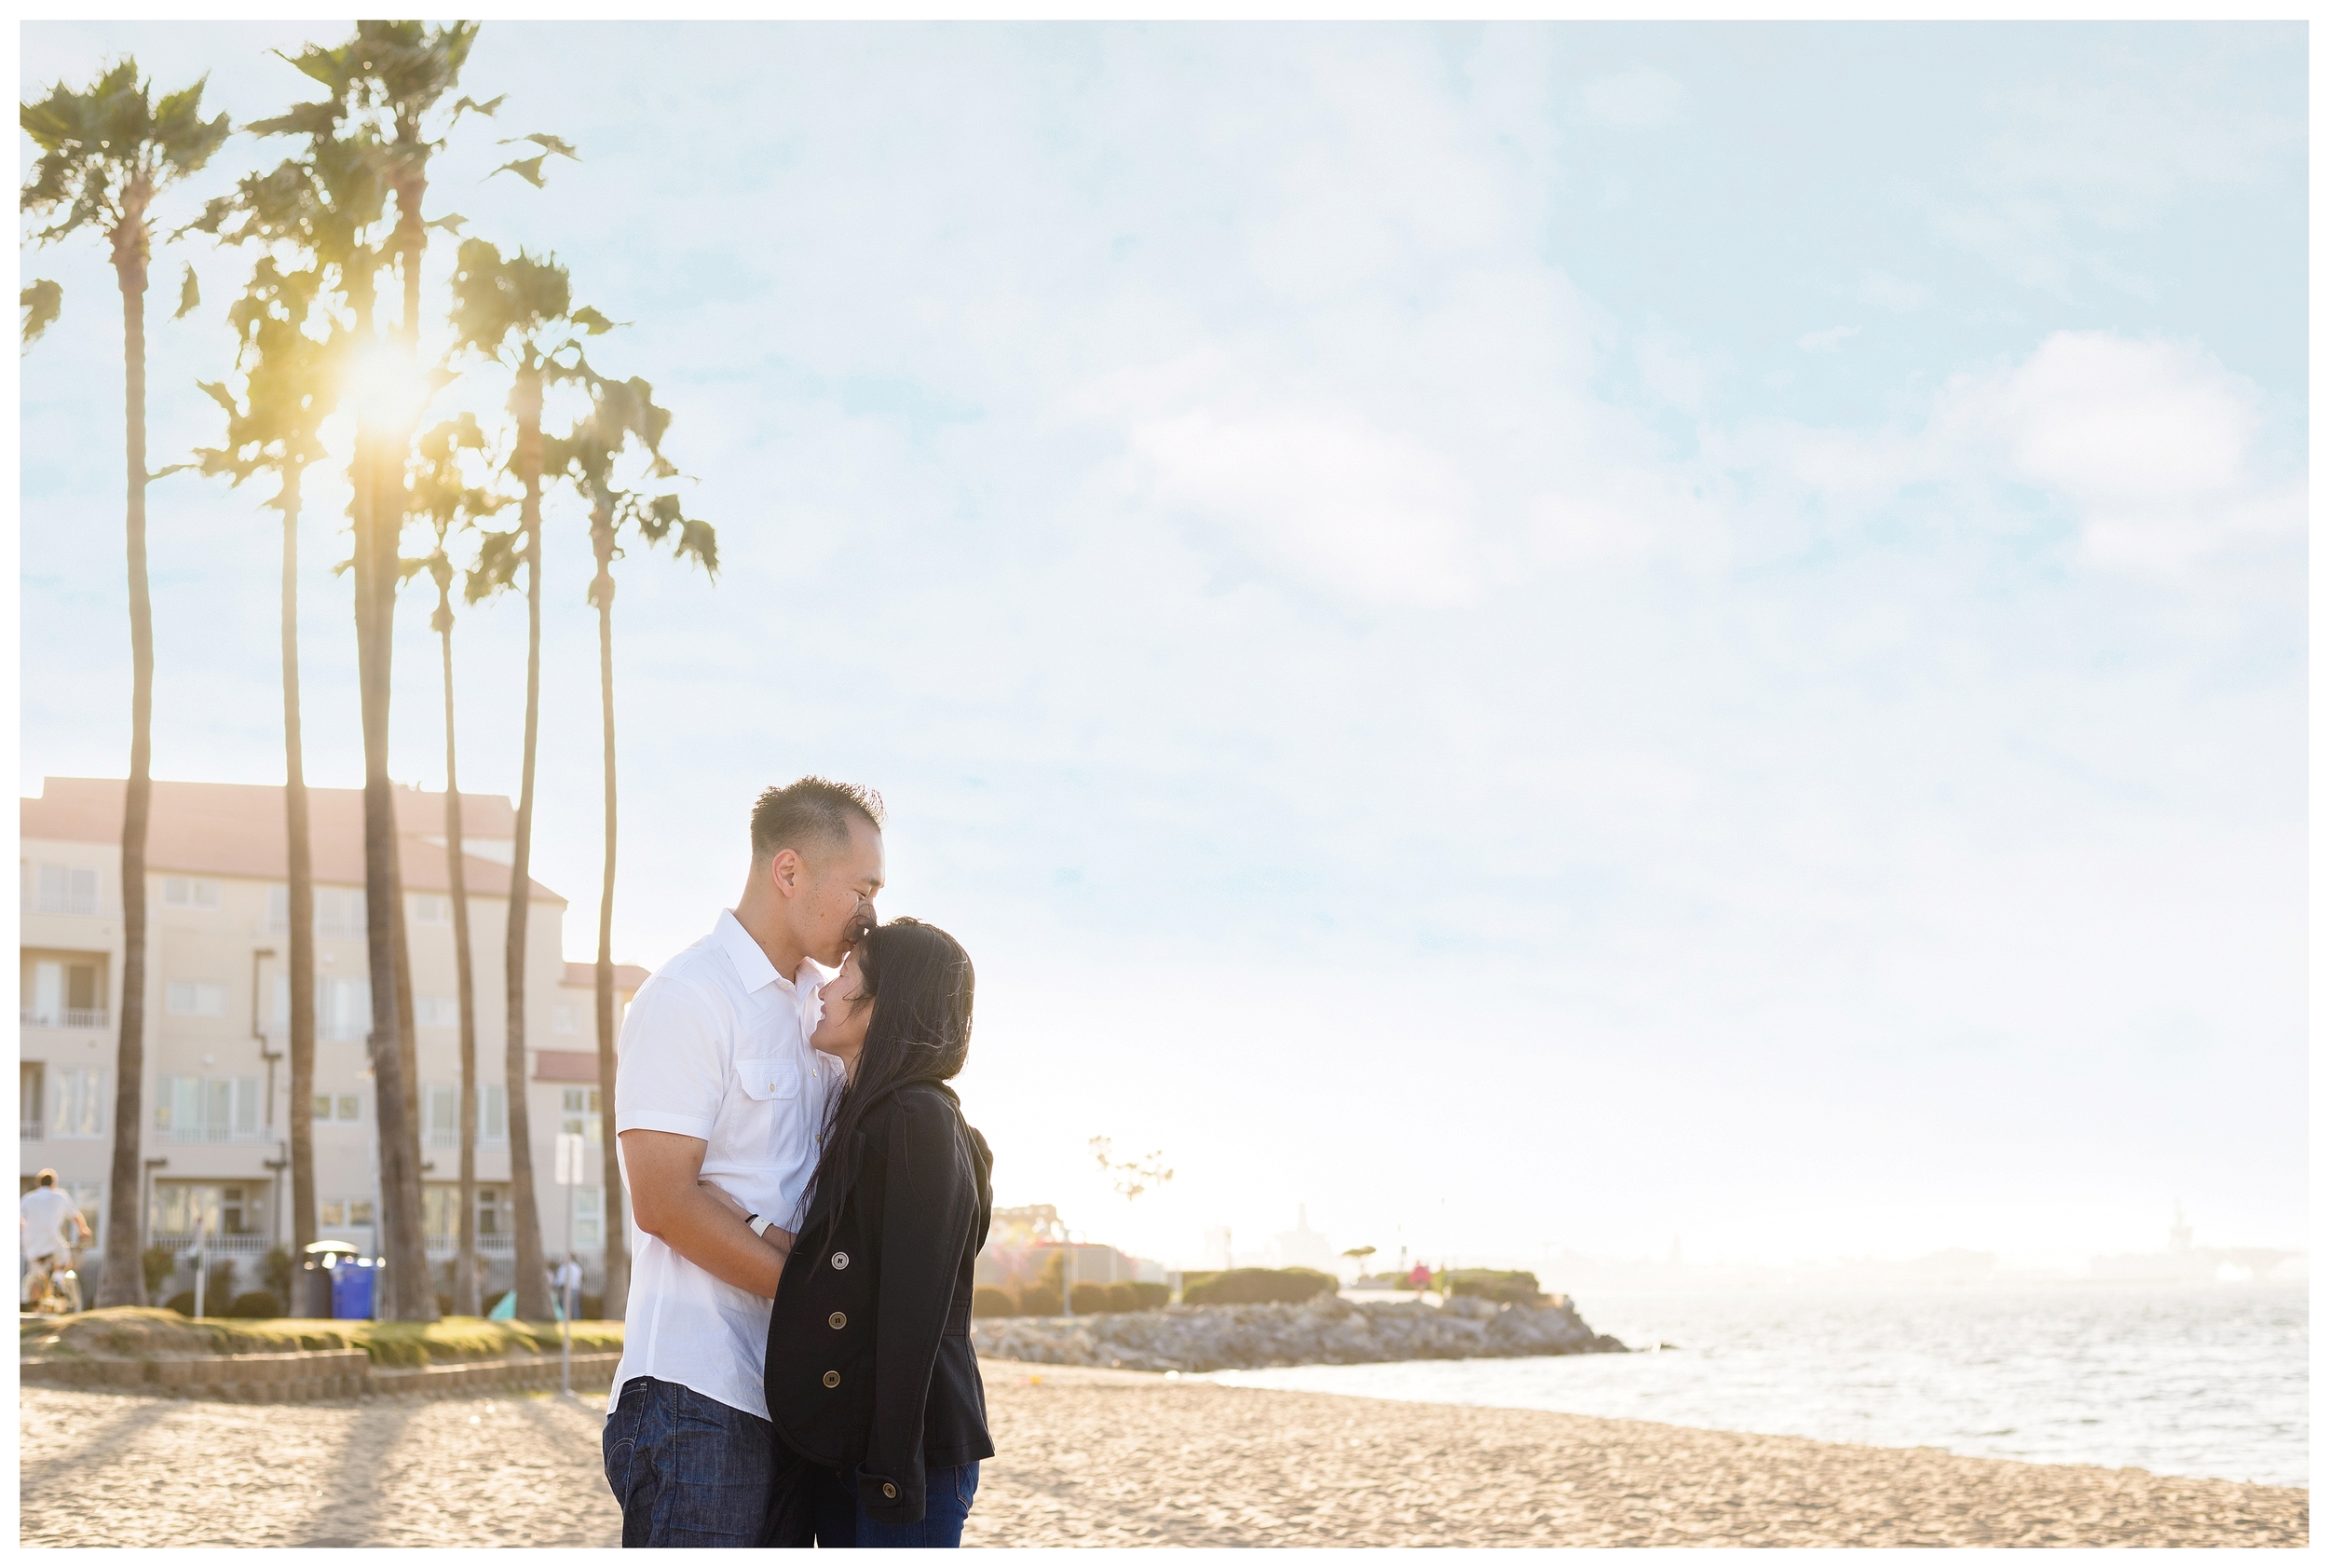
[{"xmin": 622, "ymin": 1130, "xmax": 794, "ymax": 1298}]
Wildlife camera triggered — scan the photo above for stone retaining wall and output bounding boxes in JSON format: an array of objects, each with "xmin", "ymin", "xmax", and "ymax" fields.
[{"xmin": 20, "ymin": 1348, "xmax": 623, "ymax": 1403}]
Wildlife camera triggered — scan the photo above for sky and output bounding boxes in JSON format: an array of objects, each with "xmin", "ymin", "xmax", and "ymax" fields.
[{"xmin": 19, "ymin": 22, "xmax": 2308, "ymax": 1274}]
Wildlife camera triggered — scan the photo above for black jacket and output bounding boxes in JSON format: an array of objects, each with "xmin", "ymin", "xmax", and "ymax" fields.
[{"xmin": 764, "ymin": 1080, "xmax": 994, "ymax": 1525}]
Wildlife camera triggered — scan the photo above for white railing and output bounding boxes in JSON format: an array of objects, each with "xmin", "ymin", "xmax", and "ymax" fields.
[
  {"xmin": 20, "ymin": 1117, "xmax": 43, "ymax": 1141},
  {"xmin": 151, "ymin": 1232, "xmax": 275, "ymax": 1257},
  {"xmin": 20, "ymin": 1008, "xmax": 108, "ymax": 1029},
  {"xmin": 425, "ymin": 1235, "xmax": 516, "ymax": 1256},
  {"xmin": 23, "ymin": 894, "xmax": 100, "ymax": 917},
  {"xmin": 157, "ymin": 1125, "xmax": 277, "ymax": 1147}
]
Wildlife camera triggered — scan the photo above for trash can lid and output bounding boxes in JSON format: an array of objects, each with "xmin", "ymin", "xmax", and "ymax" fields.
[{"xmin": 303, "ymin": 1239, "xmax": 362, "ymax": 1257}]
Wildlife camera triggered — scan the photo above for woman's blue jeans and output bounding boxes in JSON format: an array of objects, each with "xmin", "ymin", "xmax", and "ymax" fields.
[{"xmin": 810, "ymin": 1460, "xmax": 979, "ymax": 1548}]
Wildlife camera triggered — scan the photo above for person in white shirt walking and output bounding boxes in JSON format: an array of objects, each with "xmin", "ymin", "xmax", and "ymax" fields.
[
  {"xmin": 20, "ymin": 1169, "xmax": 89, "ymax": 1307},
  {"xmin": 603, "ymin": 777, "xmax": 886, "ymax": 1548}
]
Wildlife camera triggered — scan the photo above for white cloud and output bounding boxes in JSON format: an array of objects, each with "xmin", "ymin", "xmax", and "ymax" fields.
[
  {"xmin": 1576, "ymin": 67, "xmax": 1685, "ymax": 130},
  {"xmin": 1798, "ymin": 324, "xmax": 1859, "ymax": 354}
]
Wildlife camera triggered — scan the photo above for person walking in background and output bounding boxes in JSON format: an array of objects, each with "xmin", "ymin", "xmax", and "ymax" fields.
[
  {"xmin": 20, "ymin": 1170, "xmax": 89, "ymax": 1308},
  {"xmin": 601, "ymin": 779, "xmax": 887, "ymax": 1547},
  {"xmin": 554, "ymin": 1254, "xmax": 585, "ymax": 1318},
  {"xmin": 758, "ymin": 917, "xmax": 993, "ymax": 1548}
]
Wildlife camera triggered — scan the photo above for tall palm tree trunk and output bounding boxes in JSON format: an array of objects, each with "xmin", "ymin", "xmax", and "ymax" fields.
[
  {"xmin": 281, "ymin": 466, "xmax": 320, "ymax": 1264},
  {"xmin": 591, "ymin": 524, "xmax": 629, "ymax": 1320},
  {"xmin": 352, "ymin": 408, "xmax": 434, "ymax": 1322},
  {"xmin": 97, "ymin": 223, "xmax": 153, "ymax": 1309},
  {"xmin": 502, "ymin": 363, "xmax": 552, "ymax": 1321},
  {"xmin": 441, "ymin": 609, "xmax": 483, "ymax": 1316}
]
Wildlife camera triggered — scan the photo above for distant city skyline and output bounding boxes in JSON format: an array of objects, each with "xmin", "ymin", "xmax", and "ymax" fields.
[{"xmin": 20, "ymin": 22, "xmax": 2307, "ymax": 1269}]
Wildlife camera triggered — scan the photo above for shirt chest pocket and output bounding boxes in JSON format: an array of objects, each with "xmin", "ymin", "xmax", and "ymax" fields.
[{"xmin": 737, "ymin": 1059, "xmax": 801, "ymax": 1104}]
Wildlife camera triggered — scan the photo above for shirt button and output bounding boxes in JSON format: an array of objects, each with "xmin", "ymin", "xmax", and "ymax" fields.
[
  {"xmin": 832, "ymin": 1251, "xmax": 850, "ymax": 1269},
  {"xmin": 882, "ymin": 1482, "xmax": 898, "ymax": 1500},
  {"xmin": 828, "ymin": 1311, "xmax": 847, "ymax": 1329},
  {"xmin": 823, "ymin": 1370, "xmax": 840, "ymax": 1388}
]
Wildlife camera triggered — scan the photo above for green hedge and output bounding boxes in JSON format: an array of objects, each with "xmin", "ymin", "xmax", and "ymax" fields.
[
  {"xmin": 1179, "ymin": 1267, "xmax": 1337, "ymax": 1306},
  {"xmin": 1440, "ymin": 1269, "xmax": 1543, "ymax": 1305}
]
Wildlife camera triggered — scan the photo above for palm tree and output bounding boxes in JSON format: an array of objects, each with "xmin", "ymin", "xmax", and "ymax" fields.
[
  {"xmin": 409, "ymin": 414, "xmax": 506, "ymax": 1316},
  {"xmin": 21, "ymin": 61, "xmax": 231, "ymax": 1307},
  {"xmin": 192, "ymin": 255, "xmax": 335, "ymax": 1261},
  {"xmin": 451, "ymin": 239, "xmax": 608, "ymax": 1321},
  {"xmin": 556, "ymin": 368, "xmax": 717, "ymax": 1319}
]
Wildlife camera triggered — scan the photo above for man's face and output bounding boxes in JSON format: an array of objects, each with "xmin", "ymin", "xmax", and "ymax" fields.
[{"xmin": 795, "ymin": 815, "xmax": 885, "ymax": 969}]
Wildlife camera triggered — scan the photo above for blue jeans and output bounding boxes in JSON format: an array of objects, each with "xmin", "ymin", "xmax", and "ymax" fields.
[
  {"xmin": 810, "ymin": 1460, "xmax": 980, "ymax": 1548},
  {"xmin": 604, "ymin": 1377, "xmax": 794, "ymax": 1548}
]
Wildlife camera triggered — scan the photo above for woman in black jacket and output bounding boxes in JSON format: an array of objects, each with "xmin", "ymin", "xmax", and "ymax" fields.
[{"xmin": 763, "ymin": 917, "xmax": 993, "ymax": 1548}]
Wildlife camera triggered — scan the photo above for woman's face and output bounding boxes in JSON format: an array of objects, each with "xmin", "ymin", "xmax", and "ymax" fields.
[{"xmin": 810, "ymin": 948, "xmax": 873, "ymax": 1069}]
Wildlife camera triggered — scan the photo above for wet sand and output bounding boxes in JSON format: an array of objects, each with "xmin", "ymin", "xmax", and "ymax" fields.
[{"xmin": 20, "ymin": 1360, "xmax": 2307, "ymax": 1548}]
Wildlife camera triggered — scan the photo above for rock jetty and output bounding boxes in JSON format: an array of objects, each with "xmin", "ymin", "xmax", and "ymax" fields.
[{"xmin": 970, "ymin": 1291, "xmax": 1628, "ymax": 1374}]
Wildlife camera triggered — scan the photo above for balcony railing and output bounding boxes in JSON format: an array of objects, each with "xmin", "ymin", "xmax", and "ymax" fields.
[
  {"xmin": 21, "ymin": 1008, "xmax": 109, "ymax": 1029},
  {"xmin": 424, "ymin": 1234, "xmax": 516, "ymax": 1257},
  {"xmin": 157, "ymin": 1125, "xmax": 276, "ymax": 1147},
  {"xmin": 20, "ymin": 1117, "xmax": 43, "ymax": 1141},
  {"xmin": 150, "ymin": 1232, "xmax": 274, "ymax": 1257}
]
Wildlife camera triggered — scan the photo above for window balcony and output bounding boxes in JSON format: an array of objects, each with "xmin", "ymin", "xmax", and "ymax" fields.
[
  {"xmin": 424, "ymin": 1234, "xmax": 516, "ymax": 1257},
  {"xmin": 20, "ymin": 1116, "xmax": 44, "ymax": 1141},
  {"xmin": 149, "ymin": 1232, "xmax": 275, "ymax": 1258},
  {"xmin": 21, "ymin": 1007, "xmax": 109, "ymax": 1029},
  {"xmin": 157, "ymin": 1125, "xmax": 278, "ymax": 1147}
]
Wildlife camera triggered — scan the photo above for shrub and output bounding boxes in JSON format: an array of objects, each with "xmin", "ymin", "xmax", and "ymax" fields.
[
  {"xmin": 437, "ymin": 1292, "xmax": 456, "ymax": 1317},
  {"xmin": 262, "ymin": 1247, "xmax": 294, "ymax": 1302},
  {"xmin": 1016, "ymin": 1283, "xmax": 1062, "ymax": 1316},
  {"xmin": 142, "ymin": 1245, "xmax": 177, "ymax": 1302},
  {"xmin": 226, "ymin": 1290, "xmax": 283, "ymax": 1319},
  {"xmin": 1180, "ymin": 1268, "xmax": 1337, "ymax": 1306},
  {"xmin": 1130, "ymin": 1281, "xmax": 1172, "ymax": 1310},
  {"xmin": 164, "ymin": 1290, "xmax": 197, "ymax": 1317},
  {"xmin": 1069, "ymin": 1282, "xmax": 1110, "ymax": 1314},
  {"xmin": 973, "ymin": 1286, "xmax": 1018, "ymax": 1318},
  {"xmin": 1104, "ymin": 1282, "xmax": 1140, "ymax": 1313},
  {"xmin": 582, "ymin": 1293, "xmax": 606, "ymax": 1322},
  {"xmin": 1441, "ymin": 1269, "xmax": 1542, "ymax": 1306}
]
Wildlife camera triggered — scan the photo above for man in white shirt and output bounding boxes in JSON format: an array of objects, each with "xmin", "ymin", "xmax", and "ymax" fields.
[
  {"xmin": 603, "ymin": 777, "xmax": 886, "ymax": 1548},
  {"xmin": 20, "ymin": 1169, "xmax": 89, "ymax": 1306}
]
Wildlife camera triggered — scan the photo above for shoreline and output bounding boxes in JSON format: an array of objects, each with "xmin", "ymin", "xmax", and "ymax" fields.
[{"xmin": 963, "ymin": 1357, "xmax": 2308, "ymax": 1548}]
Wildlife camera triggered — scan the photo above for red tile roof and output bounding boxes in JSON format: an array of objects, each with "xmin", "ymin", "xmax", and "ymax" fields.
[
  {"xmin": 20, "ymin": 776, "xmax": 564, "ymax": 903},
  {"xmin": 563, "ymin": 961, "xmax": 650, "ymax": 993}
]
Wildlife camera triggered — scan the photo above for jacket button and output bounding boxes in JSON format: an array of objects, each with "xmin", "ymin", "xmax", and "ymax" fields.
[
  {"xmin": 822, "ymin": 1370, "xmax": 840, "ymax": 1388},
  {"xmin": 828, "ymin": 1311, "xmax": 847, "ymax": 1329},
  {"xmin": 832, "ymin": 1251, "xmax": 850, "ymax": 1269},
  {"xmin": 882, "ymin": 1482, "xmax": 898, "ymax": 1499}
]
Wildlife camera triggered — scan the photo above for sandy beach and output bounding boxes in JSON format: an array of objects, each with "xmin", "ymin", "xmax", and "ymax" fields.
[{"xmin": 19, "ymin": 1359, "xmax": 2306, "ymax": 1548}]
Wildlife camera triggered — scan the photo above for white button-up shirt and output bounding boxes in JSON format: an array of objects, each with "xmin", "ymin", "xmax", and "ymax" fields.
[{"xmin": 609, "ymin": 909, "xmax": 845, "ymax": 1418}]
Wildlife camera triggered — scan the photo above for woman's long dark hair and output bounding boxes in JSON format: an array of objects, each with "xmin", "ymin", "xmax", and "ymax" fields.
[{"xmin": 801, "ymin": 917, "xmax": 974, "ymax": 1227}]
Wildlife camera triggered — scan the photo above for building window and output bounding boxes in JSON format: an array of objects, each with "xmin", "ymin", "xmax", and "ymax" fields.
[
  {"xmin": 574, "ymin": 1185, "xmax": 604, "ymax": 1248},
  {"xmin": 562, "ymin": 1085, "xmax": 602, "ymax": 1143},
  {"xmin": 320, "ymin": 1197, "xmax": 375, "ymax": 1231},
  {"xmin": 23, "ymin": 862, "xmax": 99, "ymax": 916},
  {"xmin": 157, "ymin": 1076, "xmax": 260, "ymax": 1142},
  {"xmin": 23, "ymin": 956, "xmax": 105, "ymax": 1029},
  {"xmin": 161, "ymin": 876, "xmax": 221, "ymax": 910},
  {"xmin": 165, "ymin": 980, "xmax": 229, "ymax": 1017},
  {"xmin": 423, "ymin": 1184, "xmax": 461, "ymax": 1240},
  {"xmin": 315, "ymin": 887, "xmax": 367, "ymax": 938},
  {"xmin": 476, "ymin": 1185, "xmax": 508, "ymax": 1238},
  {"xmin": 150, "ymin": 1181, "xmax": 264, "ymax": 1238},
  {"xmin": 411, "ymin": 893, "xmax": 452, "ymax": 925},
  {"xmin": 266, "ymin": 883, "xmax": 289, "ymax": 934},
  {"xmin": 318, "ymin": 976, "xmax": 372, "ymax": 1041},
  {"xmin": 415, "ymin": 995, "xmax": 461, "ymax": 1029},
  {"xmin": 51, "ymin": 1068, "xmax": 104, "ymax": 1139},
  {"xmin": 20, "ymin": 1062, "xmax": 43, "ymax": 1140},
  {"xmin": 552, "ymin": 1002, "xmax": 580, "ymax": 1035},
  {"xmin": 313, "ymin": 1092, "xmax": 362, "ymax": 1125},
  {"xmin": 482, "ymin": 1084, "xmax": 507, "ymax": 1143},
  {"xmin": 423, "ymin": 1084, "xmax": 459, "ymax": 1149}
]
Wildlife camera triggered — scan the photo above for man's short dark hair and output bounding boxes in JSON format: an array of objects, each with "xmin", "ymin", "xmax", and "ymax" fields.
[
  {"xmin": 751, "ymin": 777, "xmax": 885, "ymax": 864},
  {"xmin": 35, "ymin": 1168, "xmax": 57, "ymax": 1187}
]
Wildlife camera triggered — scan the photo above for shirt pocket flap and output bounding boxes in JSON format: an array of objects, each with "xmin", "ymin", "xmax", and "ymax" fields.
[{"xmin": 737, "ymin": 1059, "xmax": 801, "ymax": 1101}]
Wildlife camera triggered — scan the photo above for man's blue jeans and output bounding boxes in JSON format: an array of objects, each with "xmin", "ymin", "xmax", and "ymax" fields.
[
  {"xmin": 810, "ymin": 1460, "xmax": 980, "ymax": 1548},
  {"xmin": 604, "ymin": 1376, "xmax": 790, "ymax": 1548}
]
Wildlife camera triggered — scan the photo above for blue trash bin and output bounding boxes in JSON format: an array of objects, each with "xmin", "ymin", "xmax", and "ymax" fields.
[{"xmin": 330, "ymin": 1259, "xmax": 376, "ymax": 1320}]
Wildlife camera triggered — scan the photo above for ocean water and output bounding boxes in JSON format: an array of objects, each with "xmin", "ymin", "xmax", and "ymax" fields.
[{"xmin": 1209, "ymin": 1282, "xmax": 2308, "ymax": 1487}]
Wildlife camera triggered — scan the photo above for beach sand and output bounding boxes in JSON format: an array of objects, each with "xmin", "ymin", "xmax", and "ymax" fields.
[{"xmin": 20, "ymin": 1360, "xmax": 2307, "ymax": 1548}]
